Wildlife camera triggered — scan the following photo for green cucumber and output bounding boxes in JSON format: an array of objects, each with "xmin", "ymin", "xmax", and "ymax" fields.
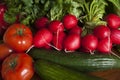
[
  {"xmin": 34, "ymin": 59, "xmax": 103, "ymax": 80},
  {"xmin": 29, "ymin": 48, "xmax": 120, "ymax": 72}
]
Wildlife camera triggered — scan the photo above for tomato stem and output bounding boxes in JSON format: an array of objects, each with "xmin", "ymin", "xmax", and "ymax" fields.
[
  {"xmin": 9, "ymin": 57, "xmax": 17, "ymax": 69},
  {"xmin": 17, "ymin": 28, "xmax": 24, "ymax": 36}
]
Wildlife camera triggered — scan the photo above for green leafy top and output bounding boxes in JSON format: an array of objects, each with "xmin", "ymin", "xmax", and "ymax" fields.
[
  {"xmin": 4, "ymin": 0, "xmax": 107, "ymax": 29},
  {"xmin": 4, "ymin": 0, "xmax": 83, "ymax": 25},
  {"xmin": 81, "ymin": 0, "xmax": 107, "ymax": 28},
  {"xmin": 107, "ymin": 0, "xmax": 120, "ymax": 16},
  {"xmin": 78, "ymin": 0, "xmax": 107, "ymax": 35},
  {"xmin": 4, "ymin": 0, "xmax": 41, "ymax": 25}
]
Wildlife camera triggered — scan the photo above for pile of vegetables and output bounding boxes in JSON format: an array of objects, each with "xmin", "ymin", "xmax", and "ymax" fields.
[{"xmin": 0, "ymin": 0, "xmax": 120, "ymax": 80}]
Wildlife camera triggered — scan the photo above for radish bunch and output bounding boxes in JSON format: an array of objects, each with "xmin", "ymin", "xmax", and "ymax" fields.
[
  {"xmin": 93, "ymin": 14, "xmax": 120, "ymax": 54},
  {"xmin": 80, "ymin": 13, "xmax": 120, "ymax": 55},
  {"xmin": 105, "ymin": 14, "xmax": 120, "ymax": 45},
  {"xmin": 33, "ymin": 14, "xmax": 82, "ymax": 52},
  {"xmin": 32, "ymin": 13, "xmax": 120, "ymax": 55}
]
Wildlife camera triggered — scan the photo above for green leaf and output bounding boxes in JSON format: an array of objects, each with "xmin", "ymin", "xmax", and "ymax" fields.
[
  {"xmin": 107, "ymin": 0, "xmax": 120, "ymax": 16},
  {"xmin": 4, "ymin": 13, "xmax": 17, "ymax": 24},
  {"xmin": 3, "ymin": 0, "xmax": 85, "ymax": 25},
  {"xmin": 21, "ymin": 0, "xmax": 33, "ymax": 7},
  {"xmin": 68, "ymin": 1, "xmax": 82, "ymax": 18},
  {"xmin": 81, "ymin": 0, "xmax": 107, "ymax": 29},
  {"xmin": 107, "ymin": 0, "xmax": 120, "ymax": 8},
  {"xmin": 79, "ymin": 0, "xmax": 107, "ymax": 35}
]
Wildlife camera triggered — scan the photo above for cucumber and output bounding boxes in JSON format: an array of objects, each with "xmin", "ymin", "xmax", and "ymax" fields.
[
  {"xmin": 34, "ymin": 59, "xmax": 103, "ymax": 80},
  {"xmin": 28, "ymin": 48, "xmax": 120, "ymax": 72}
]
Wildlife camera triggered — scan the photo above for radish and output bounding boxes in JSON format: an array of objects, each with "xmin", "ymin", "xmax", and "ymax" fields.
[
  {"xmin": 48, "ymin": 20, "xmax": 64, "ymax": 33},
  {"xmin": 0, "ymin": 4, "xmax": 8, "ymax": 36},
  {"xmin": 110, "ymin": 29, "xmax": 120, "ymax": 44},
  {"xmin": 52, "ymin": 32, "xmax": 66, "ymax": 51},
  {"xmin": 69, "ymin": 26, "xmax": 82, "ymax": 35},
  {"xmin": 43, "ymin": 43, "xmax": 52, "ymax": 50},
  {"xmin": 35, "ymin": 17, "xmax": 49, "ymax": 29},
  {"xmin": 33, "ymin": 28, "xmax": 53, "ymax": 48},
  {"xmin": 63, "ymin": 34, "xmax": 80, "ymax": 52},
  {"xmin": 105, "ymin": 14, "xmax": 120, "ymax": 29},
  {"xmin": 62, "ymin": 14, "xmax": 78, "ymax": 30},
  {"xmin": 93, "ymin": 25, "xmax": 110, "ymax": 39},
  {"xmin": 81, "ymin": 34, "xmax": 98, "ymax": 53},
  {"xmin": 97, "ymin": 37, "xmax": 112, "ymax": 53}
]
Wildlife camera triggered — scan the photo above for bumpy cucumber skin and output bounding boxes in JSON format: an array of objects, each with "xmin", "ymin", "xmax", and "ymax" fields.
[
  {"xmin": 29, "ymin": 48, "xmax": 120, "ymax": 72},
  {"xmin": 34, "ymin": 60, "xmax": 103, "ymax": 80}
]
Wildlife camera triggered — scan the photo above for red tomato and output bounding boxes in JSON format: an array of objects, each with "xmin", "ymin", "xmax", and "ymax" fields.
[
  {"xmin": 1, "ymin": 53, "xmax": 34, "ymax": 80},
  {"xmin": 0, "ymin": 63, "xmax": 1, "ymax": 71},
  {"xmin": 0, "ymin": 43, "xmax": 13, "ymax": 61},
  {"xmin": 3, "ymin": 24, "xmax": 33, "ymax": 52}
]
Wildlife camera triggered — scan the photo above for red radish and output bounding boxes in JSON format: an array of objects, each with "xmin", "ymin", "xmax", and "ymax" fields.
[
  {"xmin": 33, "ymin": 28, "xmax": 53, "ymax": 48},
  {"xmin": 35, "ymin": 17, "xmax": 49, "ymax": 29},
  {"xmin": 93, "ymin": 25, "xmax": 110, "ymax": 39},
  {"xmin": 62, "ymin": 14, "xmax": 78, "ymax": 29},
  {"xmin": 43, "ymin": 43, "xmax": 52, "ymax": 50},
  {"xmin": 81, "ymin": 34, "xmax": 98, "ymax": 53},
  {"xmin": 110, "ymin": 29, "xmax": 120, "ymax": 44},
  {"xmin": 63, "ymin": 34, "xmax": 80, "ymax": 52},
  {"xmin": 97, "ymin": 37, "xmax": 112, "ymax": 53},
  {"xmin": 105, "ymin": 14, "xmax": 120, "ymax": 29},
  {"xmin": 0, "ymin": 27, "xmax": 6, "ymax": 36},
  {"xmin": 52, "ymin": 32, "xmax": 66, "ymax": 51},
  {"xmin": 0, "ymin": 4, "xmax": 8, "ymax": 36},
  {"xmin": 48, "ymin": 20, "xmax": 64, "ymax": 33},
  {"xmin": 69, "ymin": 26, "xmax": 82, "ymax": 35}
]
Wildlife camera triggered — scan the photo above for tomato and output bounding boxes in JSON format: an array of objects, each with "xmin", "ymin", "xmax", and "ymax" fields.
[
  {"xmin": 1, "ymin": 53, "xmax": 34, "ymax": 80},
  {"xmin": 0, "ymin": 43, "xmax": 13, "ymax": 61},
  {"xmin": 3, "ymin": 24, "xmax": 33, "ymax": 52},
  {"xmin": 0, "ymin": 63, "xmax": 1, "ymax": 71}
]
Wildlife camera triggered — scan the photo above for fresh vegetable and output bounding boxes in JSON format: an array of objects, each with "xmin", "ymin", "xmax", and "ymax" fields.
[
  {"xmin": 0, "ymin": 63, "xmax": 2, "ymax": 80},
  {"xmin": 63, "ymin": 33, "xmax": 80, "ymax": 52},
  {"xmin": 0, "ymin": 43, "xmax": 12, "ymax": 61},
  {"xmin": 35, "ymin": 17, "xmax": 49, "ymax": 29},
  {"xmin": 42, "ymin": 43, "xmax": 52, "ymax": 50},
  {"xmin": 97, "ymin": 37, "xmax": 112, "ymax": 53},
  {"xmin": 1, "ymin": 53, "xmax": 34, "ymax": 80},
  {"xmin": 4, "ymin": 0, "xmax": 40, "ymax": 25},
  {"xmin": 3, "ymin": 24, "xmax": 33, "ymax": 52},
  {"xmin": 81, "ymin": 34, "xmax": 98, "ymax": 53},
  {"xmin": 69, "ymin": 26, "xmax": 82, "ymax": 35},
  {"xmin": 80, "ymin": 0, "xmax": 107, "ymax": 35},
  {"xmin": 0, "ymin": 3, "xmax": 8, "ymax": 36},
  {"xmin": 28, "ymin": 48, "xmax": 120, "ymax": 72},
  {"xmin": 0, "ymin": 4, "xmax": 7, "ymax": 26},
  {"xmin": 48, "ymin": 20, "xmax": 64, "ymax": 33},
  {"xmin": 110, "ymin": 29, "xmax": 120, "ymax": 44},
  {"xmin": 3, "ymin": 0, "xmax": 83, "ymax": 25},
  {"xmin": 33, "ymin": 28, "xmax": 53, "ymax": 48},
  {"xmin": 105, "ymin": 14, "xmax": 120, "ymax": 29},
  {"xmin": 1, "ymin": 0, "xmax": 120, "ymax": 79},
  {"xmin": 34, "ymin": 59, "xmax": 103, "ymax": 80},
  {"xmin": 107, "ymin": 0, "xmax": 120, "ymax": 16},
  {"xmin": 52, "ymin": 32, "xmax": 66, "ymax": 51},
  {"xmin": 93, "ymin": 25, "xmax": 110, "ymax": 39},
  {"xmin": 62, "ymin": 14, "xmax": 78, "ymax": 29}
]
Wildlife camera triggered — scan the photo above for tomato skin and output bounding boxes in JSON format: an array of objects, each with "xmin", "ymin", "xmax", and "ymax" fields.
[
  {"xmin": 0, "ymin": 43, "xmax": 12, "ymax": 61},
  {"xmin": 3, "ymin": 24, "xmax": 33, "ymax": 52},
  {"xmin": 1, "ymin": 53, "xmax": 34, "ymax": 80}
]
